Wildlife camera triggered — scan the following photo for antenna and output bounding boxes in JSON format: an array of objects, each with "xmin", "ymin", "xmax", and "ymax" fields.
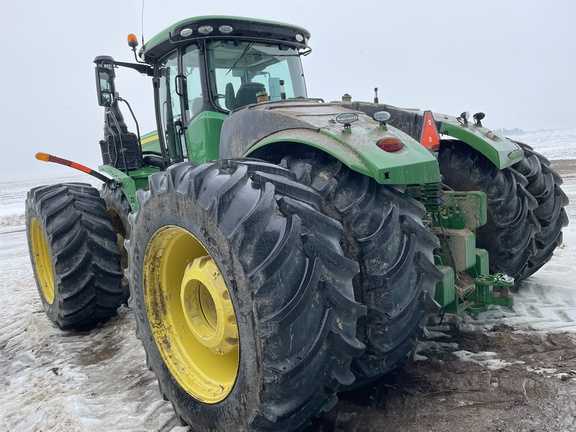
[{"xmin": 141, "ymin": 0, "xmax": 146, "ymax": 45}]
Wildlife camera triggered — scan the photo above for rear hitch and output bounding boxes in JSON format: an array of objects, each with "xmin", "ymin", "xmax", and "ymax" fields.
[{"xmin": 468, "ymin": 273, "xmax": 515, "ymax": 311}]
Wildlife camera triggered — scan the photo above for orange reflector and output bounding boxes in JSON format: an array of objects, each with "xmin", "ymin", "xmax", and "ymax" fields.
[
  {"xmin": 70, "ymin": 162, "xmax": 92, "ymax": 174},
  {"xmin": 377, "ymin": 137, "xmax": 403, "ymax": 152},
  {"xmin": 35, "ymin": 152, "xmax": 50, "ymax": 162},
  {"xmin": 420, "ymin": 110, "xmax": 441, "ymax": 151},
  {"xmin": 127, "ymin": 33, "xmax": 139, "ymax": 48}
]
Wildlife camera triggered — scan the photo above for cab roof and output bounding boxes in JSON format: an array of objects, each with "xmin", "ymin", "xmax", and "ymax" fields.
[{"xmin": 140, "ymin": 15, "xmax": 311, "ymax": 61}]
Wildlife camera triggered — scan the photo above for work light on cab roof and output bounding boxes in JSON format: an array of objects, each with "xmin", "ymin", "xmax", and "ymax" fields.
[
  {"xmin": 173, "ymin": 19, "xmax": 307, "ymax": 44},
  {"xmin": 197, "ymin": 25, "xmax": 213, "ymax": 35}
]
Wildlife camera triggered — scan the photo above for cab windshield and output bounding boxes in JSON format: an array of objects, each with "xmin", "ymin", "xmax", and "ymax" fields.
[{"xmin": 206, "ymin": 41, "xmax": 308, "ymax": 111}]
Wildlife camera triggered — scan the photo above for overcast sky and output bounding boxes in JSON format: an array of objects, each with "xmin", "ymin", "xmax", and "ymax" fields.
[{"xmin": 1, "ymin": 0, "xmax": 574, "ymax": 182}]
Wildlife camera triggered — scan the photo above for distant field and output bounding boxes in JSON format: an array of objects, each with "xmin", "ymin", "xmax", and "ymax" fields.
[{"xmin": 508, "ymin": 128, "xmax": 576, "ymax": 161}]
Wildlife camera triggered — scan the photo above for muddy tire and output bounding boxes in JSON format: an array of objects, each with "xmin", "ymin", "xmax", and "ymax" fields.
[
  {"xmin": 510, "ymin": 141, "xmax": 569, "ymax": 280},
  {"xmin": 25, "ymin": 183, "xmax": 123, "ymax": 330},
  {"xmin": 278, "ymin": 151, "xmax": 442, "ymax": 386},
  {"xmin": 126, "ymin": 160, "xmax": 364, "ymax": 431},
  {"xmin": 101, "ymin": 184, "xmax": 132, "ymax": 302},
  {"xmin": 438, "ymin": 139, "xmax": 568, "ymax": 284}
]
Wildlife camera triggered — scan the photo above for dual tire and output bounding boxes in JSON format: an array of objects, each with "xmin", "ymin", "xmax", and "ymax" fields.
[
  {"xmin": 126, "ymin": 159, "xmax": 365, "ymax": 430},
  {"xmin": 438, "ymin": 139, "xmax": 568, "ymax": 284},
  {"xmin": 277, "ymin": 150, "xmax": 442, "ymax": 386}
]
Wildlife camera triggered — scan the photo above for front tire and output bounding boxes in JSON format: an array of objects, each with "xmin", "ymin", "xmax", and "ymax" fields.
[
  {"xmin": 25, "ymin": 183, "xmax": 123, "ymax": 330},
  {"xmin": 126, "ymin": 160, "xmax": 364, "ymax": 431}
]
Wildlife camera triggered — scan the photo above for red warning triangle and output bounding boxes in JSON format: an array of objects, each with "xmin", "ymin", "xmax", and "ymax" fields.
[{"xmin": 420, "ymin": 110, "xmax": 440, "ymax": 151}]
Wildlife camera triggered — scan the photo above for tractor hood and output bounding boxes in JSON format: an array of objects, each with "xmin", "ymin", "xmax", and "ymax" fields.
[{"xmin": 219, "ymin": 101, "xmax": 441, "ymax": 185}]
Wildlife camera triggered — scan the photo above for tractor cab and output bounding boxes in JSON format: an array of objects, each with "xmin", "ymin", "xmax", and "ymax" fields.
[
  {"xmin": 155, "ymin": 35, "xmax": 309, "ymax": 163},
  {"xmin": 96, "ymin": 16, "xmax": 312, "ymax": 170}
]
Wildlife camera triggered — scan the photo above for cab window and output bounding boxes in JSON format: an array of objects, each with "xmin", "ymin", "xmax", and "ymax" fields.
[
  {"xmin": 182, "ymin": 44, "xmax": 203, "ymax": 121},
  {"xmin": 206, "ymin": 41, "xmax": 307, "ymax": 111},
  {"xmin": 158, "ymin": 51, "xmax": 182, "ymax": 161}
]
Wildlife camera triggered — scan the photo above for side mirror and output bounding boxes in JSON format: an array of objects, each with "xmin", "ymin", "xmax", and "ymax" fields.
[{"xmin": 94, "ymin": 56, "xmax": 116, "ymax": 107}]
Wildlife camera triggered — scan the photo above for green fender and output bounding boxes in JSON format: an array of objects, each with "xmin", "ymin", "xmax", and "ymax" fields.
[
  {"xmin": 220, "ymin": 102, "xmax": 440, "ymax": 185},
  {"xmin": 246, "ymin": 127, "xmax": 441, "ymax": 185},
  {"xmin": 435, "ymin": 113, "xmax": 524, "ymax": 169}
]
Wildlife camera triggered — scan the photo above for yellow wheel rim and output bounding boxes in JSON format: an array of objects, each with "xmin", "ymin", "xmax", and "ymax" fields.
[
  {"xmin": 143, "ymin": 225, "xmax": 239, "ymax": 403},
  {"xmin": 30, "ymin": 217, "xmax": 55, "ymax": 305}
]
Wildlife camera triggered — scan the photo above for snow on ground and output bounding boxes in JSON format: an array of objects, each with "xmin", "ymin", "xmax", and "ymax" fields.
[
  {"xmin": 0, "ymin": 236, "xmax": 186, "ymax": 431},
  {"xmin": 507, "ymin": 128, "xmax": 576, "ymax": 160},
  {"xmin": 0, "ymin": 176, "xmax": 188, "ymax": 432},
  {"xmin": 0, "ymin": 129, "xmax": 574, "ymax": 431}
]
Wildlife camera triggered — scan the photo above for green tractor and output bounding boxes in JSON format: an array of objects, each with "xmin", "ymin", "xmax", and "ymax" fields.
[{"xmin": 25, "ymin": 15, "xmax": 568, "ymax": 431}]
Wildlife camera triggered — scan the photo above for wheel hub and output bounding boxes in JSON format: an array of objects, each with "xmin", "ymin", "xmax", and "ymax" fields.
[{"xmin": 181, "ymin": 256, "xmax": 238, "ymax": 355}]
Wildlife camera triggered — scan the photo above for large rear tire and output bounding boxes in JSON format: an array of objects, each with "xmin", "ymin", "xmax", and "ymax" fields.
[
  {"xmin": 278, "ymin": 151, "xmax": 442, "ymax": 386},
  {"xmin": 25, "ymin": 183, "xmax": 123, "ymax": 330},
  {"xmin": 438, "ymin": 139, "xmax": 568, "ymax": 284},
  {"xmin": 126, "ymin": 160, "xmax": 364, "ymax": 431}
]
